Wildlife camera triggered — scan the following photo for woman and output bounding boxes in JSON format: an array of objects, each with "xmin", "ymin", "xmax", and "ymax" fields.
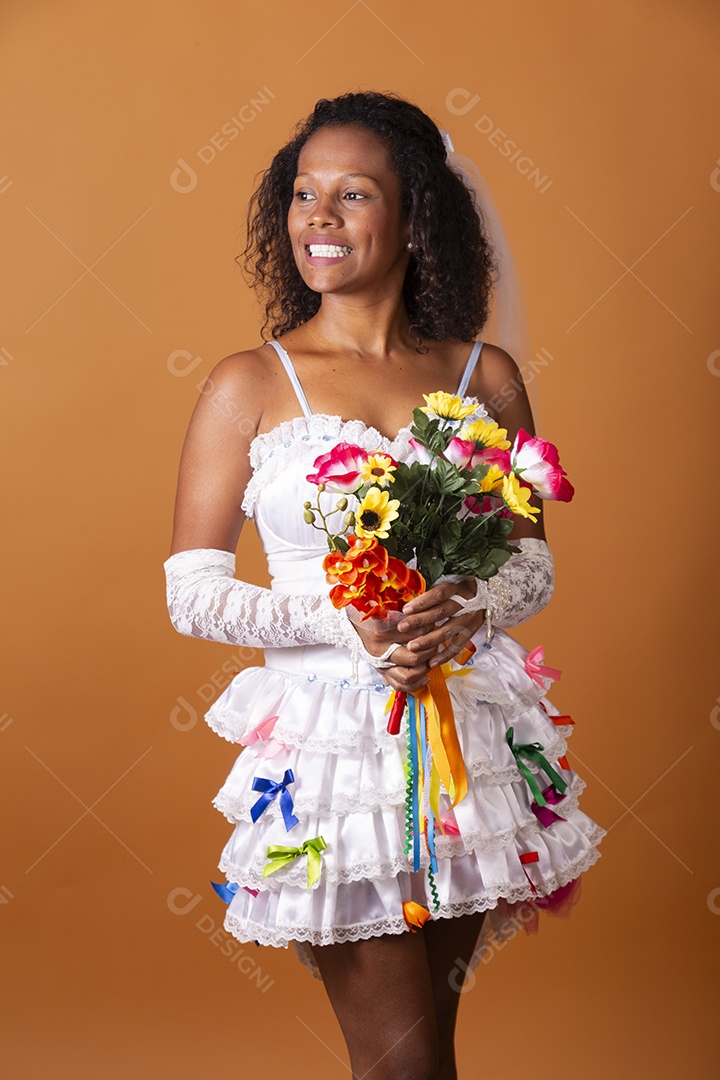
[{"xmin": 164, "ymin": 91, "xmax": 605, "ymax": 1080}]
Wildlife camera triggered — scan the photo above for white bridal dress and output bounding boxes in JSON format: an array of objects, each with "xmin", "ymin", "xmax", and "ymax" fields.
[{"xmin": 163, "ymin": 338, "xmax": 607, "ymax": 979}]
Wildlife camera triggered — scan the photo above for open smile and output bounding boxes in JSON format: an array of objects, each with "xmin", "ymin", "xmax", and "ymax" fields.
[{"xmin": 304, "ymin": 239, "xmax": 353, "ymax": 265}]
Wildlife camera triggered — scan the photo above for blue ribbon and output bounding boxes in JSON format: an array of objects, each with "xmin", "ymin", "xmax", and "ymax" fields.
[
  {"xmin": 211, "ymin": 880, "xmax": 239, "ymax": 904},
  {"xmin": 250, "ymin": 769, "xmax": 299, "ymax": 831},
  {"xmin": 419, "ymin": 699, "xmax": 438, "ymax": 874},
  {"xmin": 409, "ymin": 695, "xmax": 421, "ymax": 872}
]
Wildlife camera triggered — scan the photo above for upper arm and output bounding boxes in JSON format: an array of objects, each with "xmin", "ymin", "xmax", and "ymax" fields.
[
  {"xmin": 166, "ymin": 350, "xmax": 267, "ymax": 557},
  {"xmin": 469, "ymin": 343, "xmax": 547, "ymax": 544}
]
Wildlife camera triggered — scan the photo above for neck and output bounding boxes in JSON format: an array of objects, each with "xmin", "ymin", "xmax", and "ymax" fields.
[{"xmin": 305, "ymin": 290, "xmax": 419, "ymax": 359}]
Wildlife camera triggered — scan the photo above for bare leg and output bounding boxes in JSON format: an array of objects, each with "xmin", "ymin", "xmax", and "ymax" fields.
[
  {"xmin": 311, "ymin": 930, "xmax": 441, "ymax": 1080},
  {"xmin": 423, "ymin": 911, "xmax": 488, "ymax": 1080}
]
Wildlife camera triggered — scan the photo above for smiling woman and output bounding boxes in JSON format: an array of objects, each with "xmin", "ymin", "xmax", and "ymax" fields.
[{"xmin": 163, "ymin": 91, "xmax": 606, "ymax": 1080}]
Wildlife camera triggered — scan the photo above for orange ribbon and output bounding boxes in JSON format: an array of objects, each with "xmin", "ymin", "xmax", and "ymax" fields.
[{"xmin": 402, "ymin": 900, "xmax": 432, "ymax": 932}]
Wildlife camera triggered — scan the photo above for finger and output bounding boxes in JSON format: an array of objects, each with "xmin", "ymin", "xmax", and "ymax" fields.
[
  {"xmin": 406, "ymin": 618, "xmax": 475, "ymax": 655},
  {"xmin": 396, "ymin": 599, "xmax": 461, "ymax": 635},
  {"xmin": 379, "ymin": 643, "xmax": 436, "ymax": 668},
  {"xmin": 401, "ymin": 581, "xmax": 461, "ymax": 615}
]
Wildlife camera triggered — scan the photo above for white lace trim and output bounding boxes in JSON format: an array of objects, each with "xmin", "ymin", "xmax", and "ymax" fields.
[
  {"xmin": 220, "ymin": 831, "xmax": 605, "ymax": 952},
  {"xmin": 242, "ymin": 400, "xmax": 486, "ymax": 518},
  {"xmin": 216, "ymin": 801, "xmax": 602, "ymax": 889},
  {"xmin": 205, "ymin": 703, "xmax": 574, "ymax": 768},
  {"xmin": 210, "ymin": 758, "xmax": 584, "ymax": 825}
]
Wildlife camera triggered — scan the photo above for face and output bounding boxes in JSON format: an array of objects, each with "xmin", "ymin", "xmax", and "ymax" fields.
[{"xmin": 287, "ymin": 124, "xmax": 411, "ymax": 296}]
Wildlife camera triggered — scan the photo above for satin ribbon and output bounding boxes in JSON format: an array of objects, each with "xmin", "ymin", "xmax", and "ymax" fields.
[
  {"xmin": 387, "ymin": 690, "xmax": 407, "ymax": 736},
  {"xmin": 439, "ymin": 816, "xmax": 461, "ymax": 836},
  {"xmin": 519, "ymin": 851, "xmax": 539, "ymax": 894},
  {"xmin": 211, "ymin": 881, "xmax": 258, "ymax": 902},
  {"xmin": 250, "ymin": 769, "xmax": 299, "ymax": 831},
  {"xmin": 403, "ymin": 900, "xmax": 432, "ymax": 932},
  {"xmin": 525, "ymin": 645, "xmax": 563, "ymax": 687},
  {"xmin": 530, "ymin": 783, "xmax": 568, "ymax": 827},
  {"xmin": 416, "ymin": 663, "xmax": 468, "ymax": 811},
  {"xmin": 408, "ymin": 696, "xmax": 421, "ymax": 871},
  {"xmin": 557, "ymin": 755, "xmax": 570, "ymax": 770},
  {"xmin": 241, "ymin": 715, "xmax": 286, "ymax": 758},
  {"xmin": 506, "ymin": 727, "xmax": 569, "ymax": 807},
  {"xmin": 263, "ymin": 836, "xmax": 327, "ymax": 889}
]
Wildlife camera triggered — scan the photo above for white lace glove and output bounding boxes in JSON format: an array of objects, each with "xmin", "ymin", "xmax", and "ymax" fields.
[
  {"xmin": 446, "ymin": 537, "xmax": 554, "ymax": 635},
  {"xmin": 162, "ymin": 548, "xmax": 394, "ymax": 672}
]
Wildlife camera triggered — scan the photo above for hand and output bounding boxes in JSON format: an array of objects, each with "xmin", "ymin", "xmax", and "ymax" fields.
[{"xmin": 396, "ymin": 578, "xmax": 486, "ymax": 668}]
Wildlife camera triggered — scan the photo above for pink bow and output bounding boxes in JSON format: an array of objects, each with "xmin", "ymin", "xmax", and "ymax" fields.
[
  {"xmin": 242, "ymin": 715, "xmax": 285, "ymax": 757},
  {"xmin": 525, "ymin": 645, "xmax": 563, "ymax": 687}
]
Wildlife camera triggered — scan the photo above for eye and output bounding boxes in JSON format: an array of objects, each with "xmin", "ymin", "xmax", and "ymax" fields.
[
  {"xmin": 293, "ymin": 190, "xmax": 313, "ymax": 201},
  {"xmin": 344, "ymin": 191, "xmax": 366, "ymax": 200}
]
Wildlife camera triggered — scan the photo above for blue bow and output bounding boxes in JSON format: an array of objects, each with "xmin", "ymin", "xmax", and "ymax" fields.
[{"xmin": 251, "ymin": 769, "xmax": 299, "ymax": 831}]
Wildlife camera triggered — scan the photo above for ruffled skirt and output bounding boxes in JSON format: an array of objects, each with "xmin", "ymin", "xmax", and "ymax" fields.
[{"xmin": 204, "ymin": 628, "xmax": 606, "ymax": 979}]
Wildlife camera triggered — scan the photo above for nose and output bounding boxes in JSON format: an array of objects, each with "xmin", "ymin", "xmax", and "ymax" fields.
[{"xmin": 308, "ymin": 192, "xmax": 342, "ymax": 228}]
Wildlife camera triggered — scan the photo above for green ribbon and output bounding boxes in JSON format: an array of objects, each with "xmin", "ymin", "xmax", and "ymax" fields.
[
  {"xmin": 263, "ymin": 836, "xmax": 327, "ymax": 889},
  {"xmin": 506, "ymin": 727, "xmax": 568, "ymax": 807}
]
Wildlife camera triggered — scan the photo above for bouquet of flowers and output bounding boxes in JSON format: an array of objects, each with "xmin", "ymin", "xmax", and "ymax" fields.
[
  {"xmin": 303, "ymin": 390, "xmax": 573, "ymax": 621},
  {"xmin": 302, "ymin": 390, "xmax": 574, "ymax": 912}
]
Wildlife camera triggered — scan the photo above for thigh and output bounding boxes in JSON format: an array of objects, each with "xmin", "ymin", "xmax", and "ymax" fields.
[
  {"xmin": 311, "ymin": 930, "xmax": 440, "ymax": 1080},
  {"xmin": 423, "ymin": 910, "xmax": 487, "ymax": 1037}
]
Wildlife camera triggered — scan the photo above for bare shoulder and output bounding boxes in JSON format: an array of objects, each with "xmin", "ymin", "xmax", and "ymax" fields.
[{"xmin": 471, "ymin": 342, "xmax": 534, "ymax": 429}]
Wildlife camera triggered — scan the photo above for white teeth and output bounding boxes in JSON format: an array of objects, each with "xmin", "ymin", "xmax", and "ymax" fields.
[{"xmin": 308, "ymin": 244, "xmax": 352, "ymax": 257}]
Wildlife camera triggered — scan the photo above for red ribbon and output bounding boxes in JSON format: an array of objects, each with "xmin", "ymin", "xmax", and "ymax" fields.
[{"xmin": 519, "ymin": 851, "xmax": 539, "ymax": 894}]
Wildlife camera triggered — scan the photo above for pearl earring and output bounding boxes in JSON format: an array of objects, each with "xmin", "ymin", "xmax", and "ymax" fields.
[{"xmin": 406, "ymin": 241, "xmax": 414, "ymax": 251}]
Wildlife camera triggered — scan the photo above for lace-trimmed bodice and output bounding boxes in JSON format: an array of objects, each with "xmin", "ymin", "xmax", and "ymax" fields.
[{"xmin": 241, "ymin": 402, "xmax": 489, "ymax": 594}]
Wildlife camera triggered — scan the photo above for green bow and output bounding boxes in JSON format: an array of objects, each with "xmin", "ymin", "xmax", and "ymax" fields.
[
  {"xmin": 506, "ymin": 727, "xmax": 568, "ymax": 807},
  {"xmin": 263, "ymin": 836, "xmax": 327, "ymax": 889}
]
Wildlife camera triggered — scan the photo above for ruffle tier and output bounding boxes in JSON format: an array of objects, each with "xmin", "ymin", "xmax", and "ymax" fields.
[{"xmin": 204, "ymin": 627, "xmax": 606, "ymax": 979}]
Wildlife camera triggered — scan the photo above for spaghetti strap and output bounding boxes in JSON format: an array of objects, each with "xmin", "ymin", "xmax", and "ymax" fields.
[
  {"xmin": 266, "ymin": 340, "xmax": 313, "ymax": 418},
  {"xmin": 456, "ymin": 340, "xmax": 484, "ymax": 397}
]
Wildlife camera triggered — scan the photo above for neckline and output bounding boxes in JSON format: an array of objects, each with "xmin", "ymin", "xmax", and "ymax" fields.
[
  {"xmin": 263, "ymin": 338, "xmax": 484, "ymax": 438},
  {"xmin": 249, "ymin": 413, "xmax": 413, "ymax": 459}
]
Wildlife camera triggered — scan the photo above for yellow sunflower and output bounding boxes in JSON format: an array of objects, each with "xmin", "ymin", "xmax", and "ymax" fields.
[
  {"xmin": 501, "ymin": 472, "xmax": 541, "ymax": 522},
  {"xmin": 478, "ymin": 463, "xmax": 506, "ymax": 493},
  {"xmin": 459, "ymin": 418, "xmax": 511, "ymax": 450},
  {"xmin": 354, "ymin": 487, "xmax": 400, "ymax": 539},
  {"xmin": 359, "ymin": 453, "xmax": 397, "ymax": 488},
  {"xmin": 420, "ymin": 392, "xmax": 477, "ymax": 422}
]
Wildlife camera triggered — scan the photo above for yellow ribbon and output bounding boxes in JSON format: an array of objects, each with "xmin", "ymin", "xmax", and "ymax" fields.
[{"xmin": 263, "ymin": 836, "xmax": 327, "ymax": 889}]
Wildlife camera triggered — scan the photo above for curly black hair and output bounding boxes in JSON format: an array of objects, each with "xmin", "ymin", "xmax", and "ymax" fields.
[{"xmin": 239, "ymin": 91, "xmax": 498, "ymax": 345}]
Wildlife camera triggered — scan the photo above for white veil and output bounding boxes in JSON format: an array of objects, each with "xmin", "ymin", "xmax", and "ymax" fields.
[{"xmin": 439, "ymin": 131, "xmax": 541, "ymax": 429}]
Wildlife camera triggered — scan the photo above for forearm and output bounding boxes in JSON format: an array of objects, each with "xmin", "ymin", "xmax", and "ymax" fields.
[{"xmin": 163, "ymin": 548, "xmax": 358, "ymax": 651}]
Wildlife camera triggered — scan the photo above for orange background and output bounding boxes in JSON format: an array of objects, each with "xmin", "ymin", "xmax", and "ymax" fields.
[{"xmin": 2, "ymin": 1, "xmax": 718, "ymax": 1077}]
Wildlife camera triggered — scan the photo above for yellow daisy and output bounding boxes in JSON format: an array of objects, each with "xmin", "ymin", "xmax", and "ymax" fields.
[
  {"xmin": 478, "ymin": 463, "xmax": 507, "ymax": 493},
  {"xmin": 360, "ymin": 454, "xmax": 397, "ymax": 488},
  {"xmin": 420, "ymin": 391, "xmax": 477, "ymax": 422},
  {"xmin": 501, "ymin": 472, "xmax": 541, "ymax": 521},
  {"xmin": 354, "ymin": 487, "xmax": 400, "ymax": 539},
  {"xmin": 459, "ymin": 418, "xmax": 512, "ymax": 450}
]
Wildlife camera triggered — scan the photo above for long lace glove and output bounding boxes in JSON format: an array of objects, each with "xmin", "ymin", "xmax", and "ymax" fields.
[
  {"xmin": 163, "ymin": 548, "xmax": 397, "ymax": 670},
  {"xmin": 447, "ymin": 537, "xmax": 554, "ymax": 633}
]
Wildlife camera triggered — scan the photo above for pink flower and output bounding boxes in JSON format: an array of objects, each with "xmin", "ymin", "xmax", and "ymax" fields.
[
  {"xmin": 306, "ymin": 442, "xmax": 369, "ymax": 493},
  {"xmin": 444, "ymin": 437, "xmax": 475, "ymax": 468},
  {"xmin": 446, "ymin": 439, "xmax": 511, "ymax": 474},
  {"xmin": 510, "ymin": 429, "xmax": 575, "ymax": 502},
  {"xmin": 407, "ymin": 437, "xmax": 434, "ymax": 465}
]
